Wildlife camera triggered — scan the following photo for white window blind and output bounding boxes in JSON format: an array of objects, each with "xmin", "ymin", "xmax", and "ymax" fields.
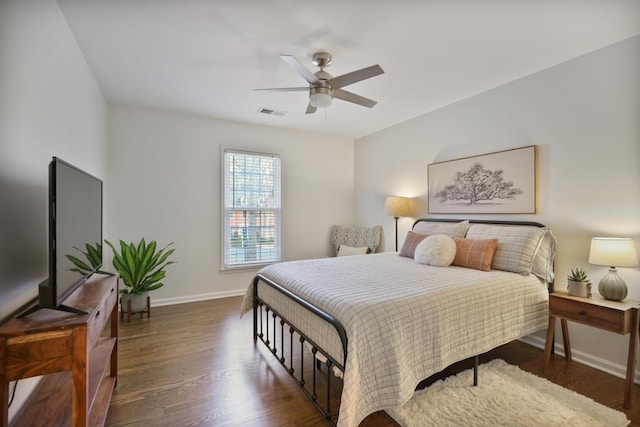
[{"xmin": 222, "ymin": 149, "xmax": 281, "ymax": 269}]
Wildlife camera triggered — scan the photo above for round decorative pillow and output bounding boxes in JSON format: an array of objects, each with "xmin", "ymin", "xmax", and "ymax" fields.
[{"xmin": 414, "ymin": 234, "xmax": 457, "ymax": 267}]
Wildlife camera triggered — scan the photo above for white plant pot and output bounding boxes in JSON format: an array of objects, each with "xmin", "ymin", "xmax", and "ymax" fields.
[
  {"xmin": 567, "ymin": 280, "xmax": 590, "ymax": 298},
  {"xmin": 121, "ymin": 291, "xmax": 149, "ymax": 313}
]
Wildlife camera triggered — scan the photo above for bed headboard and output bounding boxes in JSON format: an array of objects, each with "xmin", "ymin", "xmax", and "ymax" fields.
[
  {"xmin": 411, "ymin": 218, "xmax": 556, "ymax": 292},
  {"xmin": 413, "ymin": 218, "xmax": 547, "ymax": 228}
]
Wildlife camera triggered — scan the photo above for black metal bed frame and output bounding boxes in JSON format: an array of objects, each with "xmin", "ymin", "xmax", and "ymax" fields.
[
  {"xmin": 252, "ymin": 274, "xmax": 347, "ymax": 424},
  {"xmin": 252, "ymin": 218, "xmax": 552, "ymax": 425}
]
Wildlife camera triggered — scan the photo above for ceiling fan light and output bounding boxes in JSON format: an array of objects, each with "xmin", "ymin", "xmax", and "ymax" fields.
[{"xmin": 309, "ymin": 87, "xmax": 333, "ymax": 108}]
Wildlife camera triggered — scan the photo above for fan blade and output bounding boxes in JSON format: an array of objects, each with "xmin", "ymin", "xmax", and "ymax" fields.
[
  {"xmin": 281, "ymin": 55, "xmax": 320, "ymax": 84},
  {"xmin": 305, "ymin": 103, "xmax": 317, "ymax": 114},
  {"xmin": 329, "ymin": 64, "xmax": 384, "ymax": 89},
  {"xmin": 333, "ymin": 89, "xmax": 377, "ymax": 108},
  {"xmin": 254, "ymin": 87, "xmax": 309, "ymax": 92}
]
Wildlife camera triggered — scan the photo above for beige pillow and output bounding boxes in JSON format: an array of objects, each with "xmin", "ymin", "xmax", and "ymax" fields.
[
  {"xmin": 453, "ymin": 238, "xmax": 499, "ymax": 271},
  {"xmin": 412, "ymin": 220, "xmax": 469, "ymax": 238},
  {"xmin": 531, "ymin": 229, "xmax": 557, "ymax": 283},
  {"xmin": 465, "ymin": 224, "xmax": 546, "ymax": 275},
  {"xmin": 337, "ymin": 245, "xmax": 368, "ymax": 257},
  {"xmin": 399, "ymin": 231, "xmax": 429, "ymax": 258}
]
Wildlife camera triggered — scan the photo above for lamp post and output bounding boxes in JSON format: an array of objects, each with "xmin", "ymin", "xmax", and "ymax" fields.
[{"xmin": 384, "ymin": 196, "xmax": 413, "ymax": 251}]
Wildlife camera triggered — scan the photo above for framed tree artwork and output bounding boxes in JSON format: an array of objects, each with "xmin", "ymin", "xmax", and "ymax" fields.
[{"xmin": 428, "ymin": 145, "xmax": 537, "ymax": 214}]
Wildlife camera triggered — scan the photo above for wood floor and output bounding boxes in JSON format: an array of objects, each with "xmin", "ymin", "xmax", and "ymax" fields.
[{"xmin": 106, "ymin": 296, "xmax": 640, "ymax": 426}]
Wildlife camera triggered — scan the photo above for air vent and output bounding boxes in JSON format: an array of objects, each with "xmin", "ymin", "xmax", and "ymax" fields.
[{"xmin": 258, "ymin": 107, "xmax": 287, "ymax": 117}]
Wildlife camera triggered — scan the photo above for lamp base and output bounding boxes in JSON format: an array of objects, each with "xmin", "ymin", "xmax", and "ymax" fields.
[{"xmin": 598, "ymin": 268, "xmax": 628, "ymax": 301}]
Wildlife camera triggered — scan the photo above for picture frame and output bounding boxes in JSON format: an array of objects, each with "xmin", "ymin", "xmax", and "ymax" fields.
[{"xmin": 427, "ymin": 145, "xmax": 537, "ymax": 214}]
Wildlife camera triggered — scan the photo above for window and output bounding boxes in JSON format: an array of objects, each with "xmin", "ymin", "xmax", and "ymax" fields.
[{"xmin": 222, "ymin": 149, "xmax": 281, "ymax": 269}]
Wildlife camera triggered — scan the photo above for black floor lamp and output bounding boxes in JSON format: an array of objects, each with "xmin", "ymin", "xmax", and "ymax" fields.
[{"xmin": 384, "ymin": 196, "xmax": 413, "ymax": 251}]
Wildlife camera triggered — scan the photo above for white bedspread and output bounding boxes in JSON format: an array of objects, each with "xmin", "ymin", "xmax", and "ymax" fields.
[{"xmin": 240, "ymin": 253, "xmax": 548, "ymax": 427}]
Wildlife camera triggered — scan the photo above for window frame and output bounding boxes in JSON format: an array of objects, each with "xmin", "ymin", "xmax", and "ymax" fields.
[{"xmin": 221, "ymin": 147, "xmax": 282, "ymax": 270}]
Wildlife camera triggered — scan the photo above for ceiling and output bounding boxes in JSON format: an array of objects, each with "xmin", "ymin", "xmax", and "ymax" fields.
[{"xmin": 57, "ymin": 0, "xmax": 640, "ymax": 139}]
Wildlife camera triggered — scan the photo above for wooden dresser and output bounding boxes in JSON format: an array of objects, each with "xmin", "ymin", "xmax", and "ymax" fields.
[{"xmin": 0, "ymin": 273, "xmax": 118, "ymax": 426}]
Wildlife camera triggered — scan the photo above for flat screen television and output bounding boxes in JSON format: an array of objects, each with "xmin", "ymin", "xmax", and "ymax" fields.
[{"xmin": 37, "ymin": 157, "xmax": 103, "ymax": 314}]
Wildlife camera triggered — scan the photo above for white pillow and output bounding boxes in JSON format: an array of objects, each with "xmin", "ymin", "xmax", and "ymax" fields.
[
  {"xmin": 414, "ymin": 235, "xmax": 457, "ymax": 267},
  {"xmin": 337, "ymin": 245, "xmax": 368, "ymax": 257}
]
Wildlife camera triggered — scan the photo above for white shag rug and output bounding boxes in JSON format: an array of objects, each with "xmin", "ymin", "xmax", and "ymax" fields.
[{"xmin": 387, "ymin": 359, "xmax": 629, "ymax": 427}]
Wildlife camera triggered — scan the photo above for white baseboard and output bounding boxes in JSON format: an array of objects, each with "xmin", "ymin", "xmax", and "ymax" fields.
[
  {"xmin": 519, "ymin": 334, "xmax": 640, "ymax": 384},
  {"xmin": 518, "ymin": 334, "xmax": 546, "ymax": 350},
  {"xmin": 148, "ymin": 289, "xmax": 246, "ymax": 307}
]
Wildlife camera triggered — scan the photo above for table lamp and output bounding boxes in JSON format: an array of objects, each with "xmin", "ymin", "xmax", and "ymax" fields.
[
  {"xmin": 384, "ymin": 196, "xmax": 413, "ymax": 251},
  {"xmin": 588, "ymin": 237, "xmax": 639, "ymax": 301}
]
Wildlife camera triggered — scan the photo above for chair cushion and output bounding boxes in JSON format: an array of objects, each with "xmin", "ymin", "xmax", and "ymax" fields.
[
  {"xmin": 337, "ymin": 245, "xmax": 369, "ymax": 257},
  {"xmin": 332, "ymin": 225, "xmax": 382, "ymax": 255}
]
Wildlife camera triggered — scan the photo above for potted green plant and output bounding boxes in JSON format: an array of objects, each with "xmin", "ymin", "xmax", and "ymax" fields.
[
  {"xmin": 104, "ymin": 238, "xmax": 176, "ymax": 313},
  {"xmin": 567, "ymin": 268, "xmax": 591, "ymax": 298}
]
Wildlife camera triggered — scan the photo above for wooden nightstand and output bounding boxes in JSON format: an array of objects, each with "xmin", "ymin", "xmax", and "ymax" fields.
[{"xmin": 542, "ymin": 291, "xmax": 640, "ymax": 409}]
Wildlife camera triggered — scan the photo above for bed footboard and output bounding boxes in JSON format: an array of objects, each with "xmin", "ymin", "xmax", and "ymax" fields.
[{"xmin": 252, "ymin": 274, "xmax": 348, "ymax": 425}]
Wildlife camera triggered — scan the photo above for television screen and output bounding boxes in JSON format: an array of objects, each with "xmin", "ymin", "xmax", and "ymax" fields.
[{"xmin": 45, "ymin": 157, "xmax": 103, "ymax": 310}]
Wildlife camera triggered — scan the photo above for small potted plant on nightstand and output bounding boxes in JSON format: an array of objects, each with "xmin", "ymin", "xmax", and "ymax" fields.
[
  {"xmin": 567, "ymin": 268, "xmax": 591, "ymax": 297},
  {"xmin": 104, "ymin": 238, "xmax": 176, "ymax": 318}
]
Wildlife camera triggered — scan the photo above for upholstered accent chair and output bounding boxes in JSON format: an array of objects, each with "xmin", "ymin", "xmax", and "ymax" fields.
[{"xmin": 331, "ymin": 225, "xmax": 382, "ymax": 256}]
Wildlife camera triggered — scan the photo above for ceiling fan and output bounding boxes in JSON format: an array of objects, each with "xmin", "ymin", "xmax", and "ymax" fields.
[{"xmin": 254, "ymin": 52, "xmax": 384, "ymax": 114}]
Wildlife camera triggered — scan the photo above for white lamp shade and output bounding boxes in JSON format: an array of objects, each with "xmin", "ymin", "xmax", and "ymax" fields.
[
  {"xmin": 384, "ymin": 196, "xmax": 413, "ymax": 217},
  {"xmin": 589, "ymin": 237, "xmax": 640, "ymax": 268}
]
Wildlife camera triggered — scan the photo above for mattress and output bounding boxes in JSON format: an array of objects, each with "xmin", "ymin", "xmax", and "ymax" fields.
[{"xmin": 240, "ymin": 252, "xmax": 549, "ymax": 427}]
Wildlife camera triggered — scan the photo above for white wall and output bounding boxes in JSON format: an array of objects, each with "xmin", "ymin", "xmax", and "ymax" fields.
[
  {"xmin": 355, "ymin": 36, "xmax": 640, "ymax": 378},
  {"xmin": 107, "ymin": 104, "xmax": 354, "ymax": 304},
  {"xmin": 0, "ymin": 0, "xmax": 107, "ymax": 319},
  {"xmin": 0, "ymin": 0, "xmax": 107, "ymax": 419}
]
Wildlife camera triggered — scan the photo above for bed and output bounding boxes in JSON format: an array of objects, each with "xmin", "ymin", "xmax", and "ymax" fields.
[{"xmin": 240, "ymin": 219, "xmax": 556, "ymax": 426}]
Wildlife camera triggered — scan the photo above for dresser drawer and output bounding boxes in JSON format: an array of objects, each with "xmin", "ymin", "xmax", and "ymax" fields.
[
  {"xmin": 88, "ymin": 283, "xmax": 118, "ymax": 347},
  {"xmin": 550, "ymin": 295, "xmax": 632, "ymax": 334}
]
